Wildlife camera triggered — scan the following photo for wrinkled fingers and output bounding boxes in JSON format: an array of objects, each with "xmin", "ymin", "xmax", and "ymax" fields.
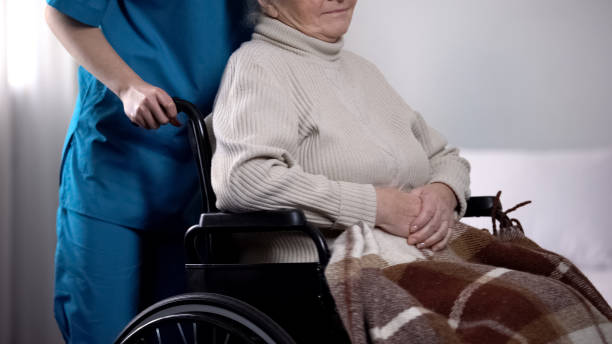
[
  {"xmin": 408, "ymin": 207, "xmax": 441, "ymax": 246},
  {"xmin": 410, "ymin": 200, "xmax": 435, "ymax": 233},
  {"xmin": 432, "ymin": 224, "xmax": 454, "ymax": 251},
  {"xmin": 420, "ymin": 220, "xmax": 449, "ymax": 251}
]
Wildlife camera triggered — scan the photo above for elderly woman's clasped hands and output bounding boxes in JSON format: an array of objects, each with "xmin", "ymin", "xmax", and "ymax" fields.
[{"xmin": 375, "ymin": 183, "xmax": 457, "ymax": 252}]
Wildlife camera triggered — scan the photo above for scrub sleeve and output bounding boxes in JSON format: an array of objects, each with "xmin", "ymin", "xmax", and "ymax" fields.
[{"xmin": 47, "ymin": 1, "xmax": 251, "ymax": 343}]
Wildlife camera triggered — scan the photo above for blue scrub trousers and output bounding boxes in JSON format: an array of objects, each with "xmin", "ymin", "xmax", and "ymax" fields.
[{"xmin": 53, "ymin": 207, "xmax": 188, "ymax": 344}]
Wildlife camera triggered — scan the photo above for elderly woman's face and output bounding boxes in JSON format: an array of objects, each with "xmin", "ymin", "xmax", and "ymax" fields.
[{"xmin": 259, "ymin": 0, "xmax": 357, "ymax": 43}]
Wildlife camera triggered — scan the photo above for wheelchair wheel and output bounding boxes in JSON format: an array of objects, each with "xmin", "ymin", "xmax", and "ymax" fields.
[{"xmin": 114, "ymin": 293, "xmax": 296, "ymax": 344}]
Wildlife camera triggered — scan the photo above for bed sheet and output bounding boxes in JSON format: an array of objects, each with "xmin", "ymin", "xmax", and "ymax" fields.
[{"xmin": 461, "ymin": 148, "xmax": 612, "ymax": 303}]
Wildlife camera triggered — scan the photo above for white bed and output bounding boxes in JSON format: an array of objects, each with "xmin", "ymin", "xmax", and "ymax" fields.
[{"xmin": 461, "ymin": 148, "xmax": 612, "ymax": 304}]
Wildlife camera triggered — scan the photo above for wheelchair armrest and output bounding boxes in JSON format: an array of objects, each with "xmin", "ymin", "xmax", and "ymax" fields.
[
  {"xmin": 464, "ymin": 196, "xmax": 498, "ymax": 217},
  {"xmin": 185, "ymin": 209, "xmax": 330, "ymax": 267},
  {"xmin": 198, "ymin": 209, "xmax": 308, "ymax": 228}
]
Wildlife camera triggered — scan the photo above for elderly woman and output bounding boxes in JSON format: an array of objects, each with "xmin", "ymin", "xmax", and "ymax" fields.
[
  {"xmin": 212, "ymin": 0, "xmax": 469, "ymax": 262},
  {"xmin": 211, "ymin": 1, "xmax": 612, "ymax": 342}
]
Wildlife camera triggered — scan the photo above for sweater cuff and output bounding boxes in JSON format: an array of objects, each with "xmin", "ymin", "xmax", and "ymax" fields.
[
  {"xmin": 331, "ymin": 182, "xmax": 377, "ymax": 230},
  {"xmin": 429, "ymin": 175, "xmax": 470, "ymax": 218}
]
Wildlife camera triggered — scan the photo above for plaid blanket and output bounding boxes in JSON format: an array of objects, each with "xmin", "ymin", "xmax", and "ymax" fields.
[{"xmin": 325, "ymin": 221, "xmax": 612, "ymax": 343}]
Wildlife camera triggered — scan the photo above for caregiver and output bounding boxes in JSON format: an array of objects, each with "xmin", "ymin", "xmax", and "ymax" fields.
[{"xmin": 44, "ymin": 1, "xmax": 250, "ymax": 343}]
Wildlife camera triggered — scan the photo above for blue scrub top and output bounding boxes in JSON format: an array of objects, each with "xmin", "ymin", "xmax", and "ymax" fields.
[{"xmin": 48, "ymin": 0, "xmax": 251, "ymax": 229}]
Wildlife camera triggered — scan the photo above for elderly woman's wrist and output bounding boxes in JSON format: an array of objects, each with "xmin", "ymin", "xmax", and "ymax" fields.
[
  {"xmin": 374, "ymin": 187, "xmax": 394, "ymax": 226},
  {"xmin": 430, "ymin": 182, "xmax": 458, "ymax": 209}
]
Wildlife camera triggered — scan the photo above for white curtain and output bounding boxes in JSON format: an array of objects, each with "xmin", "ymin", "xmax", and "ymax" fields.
[
  {"xmin": 0, "ymin": 0, "xmax": 76, "ymax": 342},
  {"xmin": 0, "ymin": 1, "xmax": 13, "ymax": 342}
]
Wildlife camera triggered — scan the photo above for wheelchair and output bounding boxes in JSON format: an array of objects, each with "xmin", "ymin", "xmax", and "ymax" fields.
[{"xmin": 113, "ymin": 99, "xmax": 500, "ymax": 344}]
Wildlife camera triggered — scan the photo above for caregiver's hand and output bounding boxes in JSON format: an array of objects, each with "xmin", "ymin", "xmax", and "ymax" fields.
[
  {"xmin": 44, "ymin": 5, "xmax": 180, "ymax": 131},
  {"xmin": 119, "ymin": 80, "xmax": 180, "ymax": 130},
  {"xmin": 407, "ymin": 183, "xmax": 457, "ymax": 251},
  {"xmin": 375, "ymin": 187, "xmax": 422, "ymax": 239}
]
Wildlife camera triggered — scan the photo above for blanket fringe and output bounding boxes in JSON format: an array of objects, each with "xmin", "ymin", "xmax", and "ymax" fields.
[{"xmin": 491, "ymin": 191, "xmax": 532, "ymax": 236}]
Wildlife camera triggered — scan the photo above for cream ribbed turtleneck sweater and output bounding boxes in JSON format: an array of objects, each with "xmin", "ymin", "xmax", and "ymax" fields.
[{"xmin": 211, "ymin": 16, "xmax": 470, "ymax": 262}]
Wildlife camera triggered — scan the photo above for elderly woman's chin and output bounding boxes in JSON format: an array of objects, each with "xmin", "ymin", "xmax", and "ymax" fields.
[{"xmin": 319, "ymin": 18, "xmax": 353, "ymax": 42}]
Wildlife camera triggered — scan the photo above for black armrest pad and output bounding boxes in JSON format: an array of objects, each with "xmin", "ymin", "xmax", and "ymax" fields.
[
  {"xmin": 464, "ymin": 196, "xmax": 497, "ymax": 217},
  {"xmin": 187, "ymin": 209, "xmax": 330, "ymax": 266},
  {"xmin": 199, "ymin": 209, "xmax": 307, "ymax": 230}
]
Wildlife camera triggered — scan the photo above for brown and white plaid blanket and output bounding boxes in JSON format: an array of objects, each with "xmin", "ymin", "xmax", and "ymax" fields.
[{"xmin": 325, "ymin": 221, "xmax": 612, "ymax": 343}]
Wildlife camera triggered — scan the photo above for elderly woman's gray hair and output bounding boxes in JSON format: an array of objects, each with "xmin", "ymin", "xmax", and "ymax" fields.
[{"xmin": 245, "ymin": 0, "xmax": 262, "ymax": 26}]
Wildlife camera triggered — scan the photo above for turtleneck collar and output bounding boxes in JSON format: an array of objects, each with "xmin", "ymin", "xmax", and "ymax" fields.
[{"xmin": 253, "ymin": 15, "xmax": 344, "ymax": 62}]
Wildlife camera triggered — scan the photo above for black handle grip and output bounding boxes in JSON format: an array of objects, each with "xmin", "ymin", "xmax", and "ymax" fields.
[{"xmin": 174, "ymin": 97, "xmax": 217, "ymax": 213}]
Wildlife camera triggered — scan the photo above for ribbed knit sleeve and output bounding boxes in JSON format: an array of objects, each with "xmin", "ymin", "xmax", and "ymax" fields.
[
  {"xmin": 411, "ymin": 112, "xmax": 471, "ymax": 217},
  {"xmin": 211, "ymin": 53, "xmax": 377, "ymax": 230}
]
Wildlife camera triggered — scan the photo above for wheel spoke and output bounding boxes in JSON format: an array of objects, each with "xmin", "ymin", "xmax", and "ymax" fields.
[
  {"xmin": 193, "ymin": 322, "xmax": 197, "ymax": 344},
  {"xmin": 177, "ymin": 322, "xmax": 188, "ymax": 344},
  {"xmin": 224, "ymin": 332, "xmax": 230, "ymax": 344},
  {"xmin": 156, "ymin": 327, "xmax": 163, "ymax": 344}
]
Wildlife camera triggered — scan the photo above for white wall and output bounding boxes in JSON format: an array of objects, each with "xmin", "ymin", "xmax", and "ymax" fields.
[{"xmin": 345, "ymin": 0, "xmax": 612, "ymax": 149}]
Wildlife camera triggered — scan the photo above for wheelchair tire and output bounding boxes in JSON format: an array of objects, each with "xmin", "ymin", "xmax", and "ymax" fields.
[{"xmin": 114, "ymin": 293, "xmax": 296, "ymax": 344}]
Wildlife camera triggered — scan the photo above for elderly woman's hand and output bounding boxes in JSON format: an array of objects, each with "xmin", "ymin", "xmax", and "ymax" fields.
[
  {"xmin": 375, "ymin": 188, "xmax": 422, "ymax": 238},
  {"xmin": 407, "ymin": 183, "xmax": 458, "ymax": 251}
]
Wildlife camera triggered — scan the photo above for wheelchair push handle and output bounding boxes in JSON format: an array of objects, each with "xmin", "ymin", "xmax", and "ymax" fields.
[{"xmin": 174, "ymin": 97, "xmax": 217, "ymax": 213}]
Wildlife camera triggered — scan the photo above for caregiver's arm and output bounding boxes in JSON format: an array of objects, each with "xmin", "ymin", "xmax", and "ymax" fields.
[{"xmin": 44, "ymin": 5, "xmax": 178, "ymax": 129}]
